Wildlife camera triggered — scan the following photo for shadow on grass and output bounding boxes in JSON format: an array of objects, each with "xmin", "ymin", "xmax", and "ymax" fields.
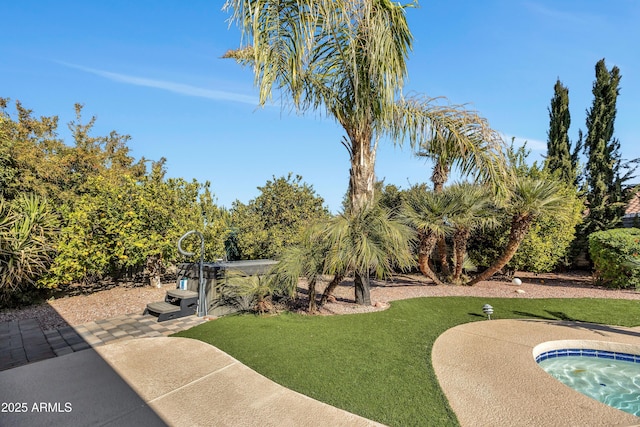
[
  {"xmin": 467, "ymin": 313, "xmax": 486, "ymax": 319},
  {"xmin": 512, "ymin": 310, "xmax": 578, "ymax": 322}
]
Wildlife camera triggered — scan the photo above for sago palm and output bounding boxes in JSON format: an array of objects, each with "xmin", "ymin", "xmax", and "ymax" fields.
[
  {"xmin": 467, "ymin": 176, "xmax": 568, "ymax": 285},
  {"xmin": 223, "ymin": 0, "xmax": 502, "ymax": 302}
]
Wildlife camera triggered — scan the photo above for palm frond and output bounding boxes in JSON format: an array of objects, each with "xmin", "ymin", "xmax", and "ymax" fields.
[
  {"xmin": 400, "ymin": 186, "xmax": 455, "ymax": 237},
  {"xmin": 391, "ymin": 95, "xmax": 509, "ymax": 190},
  {"xmin": 322, "ymin": 202, "xmax": 415, "ymax": 279},
  {"xmin": 223, "ymin": 0, "xmax": 415, "ymax": 124},
  {"xmin": 510, "ymin": 176, "xmax": 568, "ymax": 218}
]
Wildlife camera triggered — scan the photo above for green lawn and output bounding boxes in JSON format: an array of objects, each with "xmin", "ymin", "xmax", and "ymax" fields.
[{"xmin": 173, "ymin": 297, "xmax": 640, "ymax": 426}]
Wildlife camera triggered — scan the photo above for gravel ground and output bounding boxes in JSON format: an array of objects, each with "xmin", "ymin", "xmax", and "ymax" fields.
[
  {"xmin": 1, "ymin": 271, "xmax": 638, "ymax": 330},
  {"xmin": 307, "ymin": 271, "xmax": 640, "ymax": 315},
  {"xmin": 0, "ymin": 283, "xmax": 173, "ymax": 331}
]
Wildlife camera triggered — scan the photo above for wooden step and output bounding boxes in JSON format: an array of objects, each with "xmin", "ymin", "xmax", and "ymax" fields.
[{"xmin": 166, "ymin": 289, "xmax": 198, "ymax": 299}]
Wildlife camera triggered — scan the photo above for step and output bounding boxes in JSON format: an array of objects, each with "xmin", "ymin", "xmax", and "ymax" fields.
[
  {"xmin": 166, "ymin": 289, "xmax": 198, "ymax": 299},
  {"xmin": 146, "ymin": 301, "xmax": 181, "ymax": 314}
]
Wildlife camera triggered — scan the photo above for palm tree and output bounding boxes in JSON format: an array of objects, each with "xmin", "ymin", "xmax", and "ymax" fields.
[
  {"xmin": 467, "ymin": 176, "xmax": 568, "ymax": 285},
  {"xmin": 223, "ymin": 0, "xmax": 502, "ymax": 303},
  {"xmin": 266, "ymin": 227, "xmax": 330, "ymax": 312},
  {"xmin": 401, "ymin": 186, "xmax": 454, "ymax": 286},
  {"xmin": 268, "ymin": 202, "xmax": 412, "ymax": 308},
  {"xmin": 445, "ymin": 183, "xmax": 496, "ymax": 283},
  {"xmin": 413, "ymin": 119, "xmax": 507, "ymax": 276},
  {"xmin": 322, "ymin": 202, "xmax": 415, "ymax": 304}
]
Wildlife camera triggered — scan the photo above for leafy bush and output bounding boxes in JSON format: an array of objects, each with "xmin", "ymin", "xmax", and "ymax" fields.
[
  {"xmin": 48, "ymin": 173, "xmax": 225, "ymax": 286},
  {"xmin": 589, "ymin": 228, "xmax": 640, "ymax": 289}
]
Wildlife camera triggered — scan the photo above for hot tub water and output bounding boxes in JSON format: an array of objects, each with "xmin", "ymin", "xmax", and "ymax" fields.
[{"xmin": 537, "ymin": 351, "xmax": 640, "ymax": 417}]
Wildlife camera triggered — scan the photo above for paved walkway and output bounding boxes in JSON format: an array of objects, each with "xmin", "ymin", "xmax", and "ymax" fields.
[
  {"xmin": 0, "ymin": 336, "xmax": 384, "ymax": 427},
  {"xmin": 0, "ymin": 313, "xmax": 383, "ymax": 426},
  {"xmin": 0, "ymin": 314, "xmax": 208, "ymax": 371}
]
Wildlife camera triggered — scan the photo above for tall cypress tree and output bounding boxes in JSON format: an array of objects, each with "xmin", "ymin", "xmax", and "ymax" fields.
[
  {"xmin": 545, "ymin": 79, "xmax": 579, "ymax": 185},
  {"xmin": 583, "ymin": 58, "xmax": 623, "ymax": 234}
]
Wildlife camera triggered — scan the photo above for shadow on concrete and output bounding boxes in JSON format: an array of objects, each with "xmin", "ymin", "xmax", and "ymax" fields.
[
  {"xmin": 0, "ymin": 346, "xmax": 167, "ymax": 426},
  {"xmin": 0, "ymin": 316, "xmax": 90, "ymax": 372},
  {"xmin": 511, "ymin": 310, "xmax": 579, "ymax": 322},
  {"xmin": 514, "ymin": 315, "xmax": 640, "ymax": 339},
  {"xmin": 0, "ymin": 300, "xmax": 174, "ymax": 426}
]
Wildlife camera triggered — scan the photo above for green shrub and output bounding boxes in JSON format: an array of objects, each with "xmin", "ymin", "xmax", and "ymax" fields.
[
  {"xmin": 48, "ymin": 173, "xmax": 224, "ymax": 286},
  {"xmin": 589, "ymin": 228, "xmax": 640, "ymax": 289}
]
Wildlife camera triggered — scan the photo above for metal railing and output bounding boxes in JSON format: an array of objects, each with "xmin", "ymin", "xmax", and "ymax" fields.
[{"xmin": 177, "ymin": 230, "xmax": 207, "ymax": 317}]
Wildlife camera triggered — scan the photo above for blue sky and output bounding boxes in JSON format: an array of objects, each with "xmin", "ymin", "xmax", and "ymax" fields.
[{"xmin": 3, "ymin": 1, "xmax": 639, "ymax": 212}]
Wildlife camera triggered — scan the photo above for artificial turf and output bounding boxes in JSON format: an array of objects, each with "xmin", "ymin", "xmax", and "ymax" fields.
[{"xmin": 173, "ymin": 297, "xmax": 640, "ymax": 426}]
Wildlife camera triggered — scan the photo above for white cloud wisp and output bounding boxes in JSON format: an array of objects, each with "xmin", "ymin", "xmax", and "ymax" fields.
[{"xmin": 59, "ymin": 62, "xmax": 259, "ymax": 106}]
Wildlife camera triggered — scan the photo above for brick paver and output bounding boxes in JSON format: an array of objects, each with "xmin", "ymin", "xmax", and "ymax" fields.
[{"xmin": 0, "ymin": 314, "xmax": 209, "ymax": 371}]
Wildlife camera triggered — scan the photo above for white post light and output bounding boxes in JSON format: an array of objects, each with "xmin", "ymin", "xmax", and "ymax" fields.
[{"xmin": 482, "ymin": 304, "xmax": 494, "ymax": 320}]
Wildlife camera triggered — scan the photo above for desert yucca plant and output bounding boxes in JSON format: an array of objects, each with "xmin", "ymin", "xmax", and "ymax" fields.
[{"xmin": 0, "ymin": 194, "xmax": 58, "ymax": 304}]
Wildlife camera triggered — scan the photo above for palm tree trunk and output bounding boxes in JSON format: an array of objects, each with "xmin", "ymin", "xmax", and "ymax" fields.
[
  {"xmin": 466, "ymin": 215, "xmax": 532, "ymax": 285},
  {"xmin": 436, "ymin": 237, "xmax": 450, "ymax": 276},
  {"xmin": 452, "ymin": 228, "xmax": 470, "ymax": 282},
  {"xmin": 354, "ymin": 271, "xmax": 371, "ymax": 305},
  {"xmin": 320, "ymin": 274, "xmax": 344, "ymax": 306},
  {"xmin": 432, "ymin": 160, "xmax": 450, "ymax": 276},
  {"xmin": 308, "ymin": 278, "xmax": 317, "ymax": 313},
  {"xmin": 431, "ymin": 160, "xmax": 449, "ymax": 194},
  {"xmin": 348, "ymin": 131, "xmax": 376, "ymax": 305},
  {"xmin": 418, "ymin": 231, "xmax": 445, "ymax": 286},
  {"xmin": 348, "ymin": 133, "xmax": 376, "ymax": 212}
]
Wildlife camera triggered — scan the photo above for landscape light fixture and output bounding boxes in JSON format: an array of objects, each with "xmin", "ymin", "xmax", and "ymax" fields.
[
  {"xmin": 482, "ymin": 304, "xmax": 494, "ymax": 320},
  {"xmin": 512, "ymin": 277, "xmax": 522, "ymax": 286}
]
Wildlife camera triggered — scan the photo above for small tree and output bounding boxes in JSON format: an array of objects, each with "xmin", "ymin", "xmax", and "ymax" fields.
[
  {"xmin": 267, "ymin": 227, "xmax": 330, "ymax": 312},
  {"xmin": 445, "ymin": 183, "xmax": 496, "ymax": 283},
  {"xmin": 401, "ymin": 185, "xmax": 454, "ymax": 286},
  {"xmin": 545, "ymin": 79, "xmax": 580, "ymax": 186},
  {"xmin": 469, "ymin": 144, "xmax": 583, "ymax": 274},
  {"xmin": 231, "ymin": 174, "xmax": 329, "ymax": 260},
  {"xmin": 467, "ymin": 176, "xmax": 569, "ymax": 285}
]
